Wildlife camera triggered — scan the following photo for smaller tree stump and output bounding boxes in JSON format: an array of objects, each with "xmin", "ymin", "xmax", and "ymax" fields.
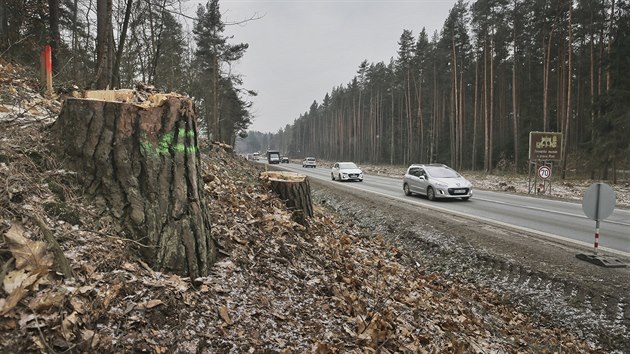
[{"xmin": 261, "ymin": 171, "xmax": 313, "ymax": 226}]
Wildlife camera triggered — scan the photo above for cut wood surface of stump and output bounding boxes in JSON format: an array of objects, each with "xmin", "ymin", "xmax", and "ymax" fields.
[
  {"xmin": 261, "ymin": 171, "xmax": 313, "ymax": 226},
  {"xmin": 51, "ymin": 90, "xmax": 216, "ymax": 277}
]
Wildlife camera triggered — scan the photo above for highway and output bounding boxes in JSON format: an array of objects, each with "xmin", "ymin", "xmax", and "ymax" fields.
[{"xmin": 271, "ymin": 162, "xmax": 630, "ymax": 258}]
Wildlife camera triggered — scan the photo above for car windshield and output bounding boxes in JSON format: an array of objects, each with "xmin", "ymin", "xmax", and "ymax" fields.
[
  {"xmin": 339, "ymin": 163, "xmax": 358, "ymax": 169},
  {"xmin": 426, "ymin": 166, "xmax": 460, "ymax": 178},
  {"xmin": 306, "ymin": 158, "xmax": 315, "ymax": 161}
]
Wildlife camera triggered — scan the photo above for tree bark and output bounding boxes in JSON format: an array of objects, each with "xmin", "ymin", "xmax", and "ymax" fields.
[
  {"xmin": 260, "ymin": 171, "xmax": 313, "ymax": 227},
  {"xmin": 51, "ymin": 91, "xmax": 216, "ymax": 278}
]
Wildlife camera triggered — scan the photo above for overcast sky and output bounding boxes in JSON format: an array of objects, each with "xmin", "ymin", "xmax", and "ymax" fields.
[{"xmin": 187, "ymin": 0, "xmax": 458, "ymax": 133}]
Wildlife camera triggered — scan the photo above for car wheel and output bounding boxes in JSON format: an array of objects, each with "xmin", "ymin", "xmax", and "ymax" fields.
[
  {"xmin": 427, "ymin": 187, "xmax": 436, "ymax": 201},
  {"xmin": 331, "ymin": 173, "xmax": 335, "ymax": 181},
  {"xmin": 461, "ymin": 197, "xmax": 470, "ymax": 201},
  {"xmin": 403, "ymin": 183, "xmax": 411, "ymax": 196}
]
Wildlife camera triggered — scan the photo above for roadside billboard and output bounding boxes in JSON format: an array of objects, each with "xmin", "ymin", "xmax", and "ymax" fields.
[{"xmin": 529, "ymin": 131, "xmax": 563, "ymax": 161}]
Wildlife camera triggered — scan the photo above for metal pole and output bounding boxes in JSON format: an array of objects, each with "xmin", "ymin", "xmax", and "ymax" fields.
[
  {"xmin": 549, "ymin": 161, "xmax": 556, "ymax": 195},
  {"xmin": 594, "ymin": 220, "xmax": 600, "ymax": 255},
  {"xmin": 594, "ymin": 183, "xmax": 601, "ymax": 255},
  {"xmin": 534, "ymin": 162, "xmax": 539, "ymax": 194},
  {"xmin": 528, "ymin": 161, "xmax": 531, "ymax": 194}
]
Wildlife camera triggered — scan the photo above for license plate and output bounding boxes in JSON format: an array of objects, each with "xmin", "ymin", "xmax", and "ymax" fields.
[{"xmin": 454, "ymin": 189, "xmax": 465, "ymax": 194}]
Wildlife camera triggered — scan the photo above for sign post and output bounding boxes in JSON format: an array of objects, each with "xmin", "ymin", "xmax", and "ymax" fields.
[
  {"xmin": 577, "ymin": 183, "xmax": 626, "ymax": 267},
  {"xmin": 40, "ymin": 45, "xmax": 53, "ymax": 94}
]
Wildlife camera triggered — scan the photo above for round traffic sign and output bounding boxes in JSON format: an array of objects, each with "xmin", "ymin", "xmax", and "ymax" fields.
[
  {"xmin": 538, "ymin": 165, "xmax": 551, "ymax": 179},
  {"xmin": 582, "ymin": 183, "xmax": 616, "ymax": 221}
]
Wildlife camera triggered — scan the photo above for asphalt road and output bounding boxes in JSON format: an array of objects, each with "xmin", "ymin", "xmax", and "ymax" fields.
[{"xmin": 270, "ymin": 162, "xmax": 630, "ymax": 258}]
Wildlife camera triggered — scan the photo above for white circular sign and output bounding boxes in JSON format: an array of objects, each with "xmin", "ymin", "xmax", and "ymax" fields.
[
  {"xmin": 582, "ymin": 183, "xmax": 616, "ymax": 221},
  {"xmin": 538, "ymin": 165, "xmax": 551, "ymax": 179}
]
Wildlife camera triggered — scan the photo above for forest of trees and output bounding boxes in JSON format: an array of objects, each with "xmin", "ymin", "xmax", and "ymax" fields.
[
  {"xmin": 2, "ymin": 0, "xmax": 629, "ymax": 181},
  {"xmin": 248, "ymin": 0, "xmax": 630, "ymax": 182},
  {"xmin": 0, "ymin": 0, "xmax": 254, "ymax": 146}
]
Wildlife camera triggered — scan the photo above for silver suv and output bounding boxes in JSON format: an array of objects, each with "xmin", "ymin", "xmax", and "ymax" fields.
[{"xmin": 402, "ymin": 164, "xmax": 472, "ymax": 201}]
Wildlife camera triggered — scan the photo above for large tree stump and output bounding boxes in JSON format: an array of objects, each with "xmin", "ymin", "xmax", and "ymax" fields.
[
  {"xmin": 51, "ymin": 90, "xmax": 216, "ymax": 278},
  {"xmin": 261, "ymin": 171, "xmax": 313, "ymax": 226}
]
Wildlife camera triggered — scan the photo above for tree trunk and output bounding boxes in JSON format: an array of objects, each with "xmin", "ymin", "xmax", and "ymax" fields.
[
  {"xmin": 544, "ymin": 29, "xmax": 553, "ymax": 132},
  {"xmin": 512, "ymin": 1, "xmax": 519, "ymax": 172},
  {"xmin": 489, "ymin": 35, "xmax": 495, "ymax": 174},
  {"xmin": 94, "ymin": 0, "xmax": 113, "ymax": 89},
  {"xmin": 51, "ymin": 91, "xmax": 216, "ymax": 278},
  {"xmin": 48, "ymin": 0, "xmax": 60, "ymax": 73},
  {"xmin": 260, "ymin": 171, "xmax": 313, "ymax": 227},
  {"xmin": 483, "ymin": 40, "xmax": 490, "ymax": 172},
  {"xmin": 606, "ymin": 0, "xmax": 615, "ymax": 91},
  {"xmin": 562, "ymin": 2, "xmax": 573, "ymax": 180},
  {"xmin": 0, "ymin": 2, "xmax": 6, "ymax": 52},
  {"xmin": 472, "ymin": 56, "xmax": 479, "ymax": 170},
  {"xmin": 451, "ymin": 35, "xmax": 458, "ymax": 169},
  {"xmin": 111, "ymin": 0, "xmax": 133, "ymax": 88}
]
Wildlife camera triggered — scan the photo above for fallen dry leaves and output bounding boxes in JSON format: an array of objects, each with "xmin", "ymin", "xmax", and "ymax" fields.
[{"xmin": 0, "ymin": 59, "xmax": 614, "ymax": 353}]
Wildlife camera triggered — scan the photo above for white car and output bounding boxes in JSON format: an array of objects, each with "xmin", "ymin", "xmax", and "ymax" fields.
[
  {"xmin": 302, "ymin": 157, "xmax": 317, "ymax": 168},
  {"xmin": 331, "ymin": 162, "xmax": 363, "ymax": 182}
]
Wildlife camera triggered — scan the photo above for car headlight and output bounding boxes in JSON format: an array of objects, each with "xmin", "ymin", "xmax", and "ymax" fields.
[{"xmin": 434, "ymin": 181, "xmax": 447, "ymax": 188}]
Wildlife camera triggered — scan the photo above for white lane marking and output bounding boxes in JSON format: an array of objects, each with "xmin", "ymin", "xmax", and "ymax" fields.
[{"xmin": 471, "ymin": 196, "xmax": 630, "ymax": 227}]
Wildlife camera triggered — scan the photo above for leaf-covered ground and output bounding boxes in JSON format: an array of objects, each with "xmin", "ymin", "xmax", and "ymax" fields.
[{"xmin": 0, "ymin": 60, "xmax": 625, "ymax": 353}]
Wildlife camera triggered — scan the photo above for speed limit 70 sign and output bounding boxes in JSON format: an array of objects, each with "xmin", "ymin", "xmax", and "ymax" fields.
[{"xmin": 538, "ymin": 165, "xmax": 551, "ymax": 179}]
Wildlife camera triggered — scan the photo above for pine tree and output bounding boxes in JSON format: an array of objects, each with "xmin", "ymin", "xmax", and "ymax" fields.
[{"xmin": 193, "ymin": 0, "xmax": 249, "ymax": 143}]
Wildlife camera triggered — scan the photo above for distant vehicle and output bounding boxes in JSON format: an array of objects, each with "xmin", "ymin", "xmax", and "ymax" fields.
[
  {"xmin": 252, "ymin": 152, "xmax": 260, "ymax": 161},
  {"xmin": 331, "ymin": 162, "xmax": 363, "ymax": 182},
  {"xmin": 267, "ymin": 150, "xmax": 280, "ymax": 164},
  {"xmin": 402, "ymin": 164, "xmax": 472, "ymax": 201},
  {"xmin": 302, "ymin": 157, "xmax": 316, "ymax": 168},
  {"xmin": 281, "ymin": 156, "xmax": 289, "ymax": 163}
]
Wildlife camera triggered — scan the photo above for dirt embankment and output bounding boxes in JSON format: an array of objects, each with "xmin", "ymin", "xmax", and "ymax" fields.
[{"xmin": 310, "ymin": 178, "xmax": 630, "ymax": 352}]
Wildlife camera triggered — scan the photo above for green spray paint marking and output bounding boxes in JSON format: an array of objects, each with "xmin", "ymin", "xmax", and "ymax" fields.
[
  {"xmin": 158, "ymin": 132, "xmax": 174, "ymax": 155},
  {"xmin": 140, "ymin": 129, "xmax": 198, "ymax": 156},
  {"xmin": 179, "ymin": 128, "xmax": 196, "ymax": 138},
  {"xmin": 140, "ymin": 140, "xmax": 155, "ymax": 156}
]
